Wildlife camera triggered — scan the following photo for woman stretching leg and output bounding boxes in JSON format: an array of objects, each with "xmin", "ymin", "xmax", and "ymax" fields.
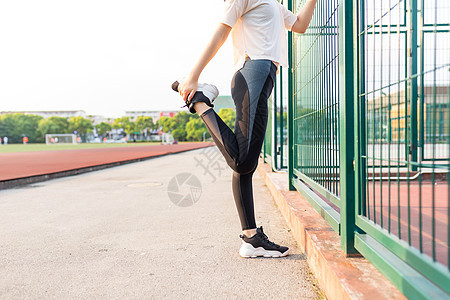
[
  {"xmin": 178, "ymin": 0, "xmax": 317, "ymax": 258},
  {"xmin": 201, "ymin": 58, "xmax": 277, "ymax": 229}
]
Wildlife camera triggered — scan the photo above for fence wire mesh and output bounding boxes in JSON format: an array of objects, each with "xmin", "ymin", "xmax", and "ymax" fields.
[
  {"xmin": 359, "ymin": 0, "xmax": 449, "ymax": 268},
  {"xmin": 262, "ymin": 0, "xmax": 449, "ymax": 292},
  {"xmin": 292, "ymin": 0, "xmax": 341, "ymax": 201}
]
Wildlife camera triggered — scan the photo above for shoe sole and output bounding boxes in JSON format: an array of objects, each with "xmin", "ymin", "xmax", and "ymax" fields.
[{"xmin": 239, "ymin": 243, "xmax": 290, "ymax": 258}]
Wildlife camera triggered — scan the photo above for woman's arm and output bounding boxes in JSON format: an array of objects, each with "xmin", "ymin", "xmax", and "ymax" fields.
[
  {"xmin": 179, "ymin": 23, "xmax": 232, "ymax": 101},
  {"xmin": 291, "ymin": 0, "xmax": 317, "ymax": 34}
]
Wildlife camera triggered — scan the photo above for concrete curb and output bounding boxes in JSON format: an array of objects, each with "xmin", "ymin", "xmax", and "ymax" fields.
[
  {"xmin": 0, "ymin": 146, "xmax": 213, "ymax": 190},
  {"xmin": 257, "ymin": 160, "xmax": 406, "ymax": 300}
]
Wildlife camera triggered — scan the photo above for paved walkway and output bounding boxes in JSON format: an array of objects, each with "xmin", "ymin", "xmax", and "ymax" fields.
[{"xmin": 0, "ymin": 148, "xmax": 318, "ymax": 299}]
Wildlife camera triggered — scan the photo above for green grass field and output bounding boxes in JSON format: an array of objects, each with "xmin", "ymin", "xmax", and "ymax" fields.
[{"xmin": 0, "ymin": 142, "xmax": 165, "ymax": 153}]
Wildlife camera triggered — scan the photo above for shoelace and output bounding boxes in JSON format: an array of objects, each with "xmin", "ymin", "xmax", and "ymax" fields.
[
  {"xmin": 180, "ymin": 99, "xmax": 191, "ymax": 109},
  {"xmin": 240, "ymin": 229, "xmax": 279, "ymax": 248},
  {"xmin": 258, "ymin": 227, "xmax": 280, "ymax": 247},
  {"xmin": 259, "ymin": 232, "xmax": 278, "ymax": 247}
]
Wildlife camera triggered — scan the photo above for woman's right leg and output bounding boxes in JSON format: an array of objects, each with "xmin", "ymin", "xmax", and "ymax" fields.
[
  {"xmin": 198, "ymin": 107, "xmax": 240, "ymax": 172},
  {"xmin": 197, "ymin": 103, "xmax": 260, "ymax": 231},
  {"xmin": 196, "ymin": 59, "xmax": 275, "ymax": 231},
  {"xmin": 197, "ymin": 60, "xmax": 274, "ymax": 173}
]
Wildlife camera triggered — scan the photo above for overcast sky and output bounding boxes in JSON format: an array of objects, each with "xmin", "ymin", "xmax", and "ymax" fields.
[{"xmin": 0, "ymin": 0, "xmax": 234, "ymax": 118}]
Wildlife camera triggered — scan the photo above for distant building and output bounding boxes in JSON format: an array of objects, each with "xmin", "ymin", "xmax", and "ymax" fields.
[
  {"xmin": 86, "ymin": 115, "xmax": 111, "ymax": 125},
  {"xmin": 125, "ymin": 110, "xmax": 180, "ymax": 123},
  {"xmin": 367, "ymin": 86, "xmax": 449, "ymax": 142},
  {"xmin": 0, "ymin": 110, "xmax": 86, "ymax": 119}
]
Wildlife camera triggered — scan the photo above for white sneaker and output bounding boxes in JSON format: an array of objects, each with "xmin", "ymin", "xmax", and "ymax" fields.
[
  {"xmin": 197, "ymin": 83, "xmax": 219, "ymax": 103},
  {"xmin": 239, "ymin": 226, "xmax": 290, "ymax": 258},
  {"xmin": 171, "ymin": 81, "xmax": 219, "ymax": 114}
]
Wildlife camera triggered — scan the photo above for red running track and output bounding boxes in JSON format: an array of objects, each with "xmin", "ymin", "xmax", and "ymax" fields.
[{"xmin": 0, "ymin": 143, "xmax": 214, "ymax": 181}]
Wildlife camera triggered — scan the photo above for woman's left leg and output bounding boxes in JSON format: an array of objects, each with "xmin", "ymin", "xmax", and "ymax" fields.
[
  {"xmin": 231, "ymin": 66, "xmax": 276, "ymax": 231},
  {"xmin": 193, "ymin": 61, "xmax": 289, "ymax": 257},
  {"xmin": 233, "ymin": 64, "xmax": 289, "ymax": 257}
]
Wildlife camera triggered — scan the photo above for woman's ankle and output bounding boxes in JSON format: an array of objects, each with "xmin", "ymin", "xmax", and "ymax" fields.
[
  {"xmin": 194, "ymin": 102, "xmax": 211, "ymax": 115},
  {"xmin": 243, "ymin": 228, "xmax": 257, "ymax": 238}
]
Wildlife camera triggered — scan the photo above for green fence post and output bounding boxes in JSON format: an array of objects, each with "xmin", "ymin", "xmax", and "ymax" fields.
[
  {"xmin": 280, "ymin": 67, "xmax": 285, "ymax": 169},
  {"xmin": 409, "ymin": 0, "xmax": 419, "ymax": 171},
  {"xmin": 274, "ymin": 73, "xmax": 278, "ymax": 170},
  {"xmin": 263, "ymin": 134, "xmax": 266, "ymax": 163},
  {"xmin": 355, "ymin": 0, "xmax": 366, "ymax": 218},
  {"xmin": 287, "ymin": 0, "xmax": 295, "ymax": 191},
  {"xmin": 338, "ymin": 0, "xmax": 357, "ymax": 254}
]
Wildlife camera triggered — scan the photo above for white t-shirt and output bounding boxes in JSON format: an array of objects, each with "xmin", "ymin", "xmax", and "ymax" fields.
[{"xmin": 221, "ymin": 0, "xmax": 297, "ymax": 71}]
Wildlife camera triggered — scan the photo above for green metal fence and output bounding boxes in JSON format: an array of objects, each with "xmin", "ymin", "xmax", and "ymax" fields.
[
  {"xmin": 262, "ymin": 0, "xmax": 449, "ymax": 298},
  {"xmin": 354, "ymin": 0, "xmax": 450, "ymax": 297},
  {"xmin": 291, "ymin": 0, "xmax": 342, "ymax": 233}
]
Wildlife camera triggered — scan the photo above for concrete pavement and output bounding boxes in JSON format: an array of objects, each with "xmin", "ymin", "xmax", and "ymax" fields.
[{"xmin": 0, "ymin": 147, "xmax": 319, "ymax": 299}]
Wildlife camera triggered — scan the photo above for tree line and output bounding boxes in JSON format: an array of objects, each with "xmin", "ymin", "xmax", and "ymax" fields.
[
  {"xmin": 0, "ymin": 109, "xmax": 236, "ymax": 143},
  {"xmin": 157, "ymin": 109, "xmax": 235, "ymax": 142}
]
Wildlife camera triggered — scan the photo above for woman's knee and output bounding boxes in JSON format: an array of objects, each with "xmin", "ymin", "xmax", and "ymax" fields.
[{"xmin": 233, "ymin": 160, "xmax": 258, "ymax": 175}]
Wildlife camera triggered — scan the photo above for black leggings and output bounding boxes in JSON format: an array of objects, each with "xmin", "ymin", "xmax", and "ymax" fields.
[{"xmin": 199, "ymin": 59, "xmax": 277, "ymax": 230}]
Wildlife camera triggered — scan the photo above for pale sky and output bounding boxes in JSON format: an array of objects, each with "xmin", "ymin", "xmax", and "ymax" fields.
[{"xmin": 0, "ymin": 0, "xmax": 234, "ymax": 118}]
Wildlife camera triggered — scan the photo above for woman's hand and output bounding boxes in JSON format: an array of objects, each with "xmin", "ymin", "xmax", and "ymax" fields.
[{"xmin": 178, "ymin": 76, "xmax": 199, "ymax": 102}]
